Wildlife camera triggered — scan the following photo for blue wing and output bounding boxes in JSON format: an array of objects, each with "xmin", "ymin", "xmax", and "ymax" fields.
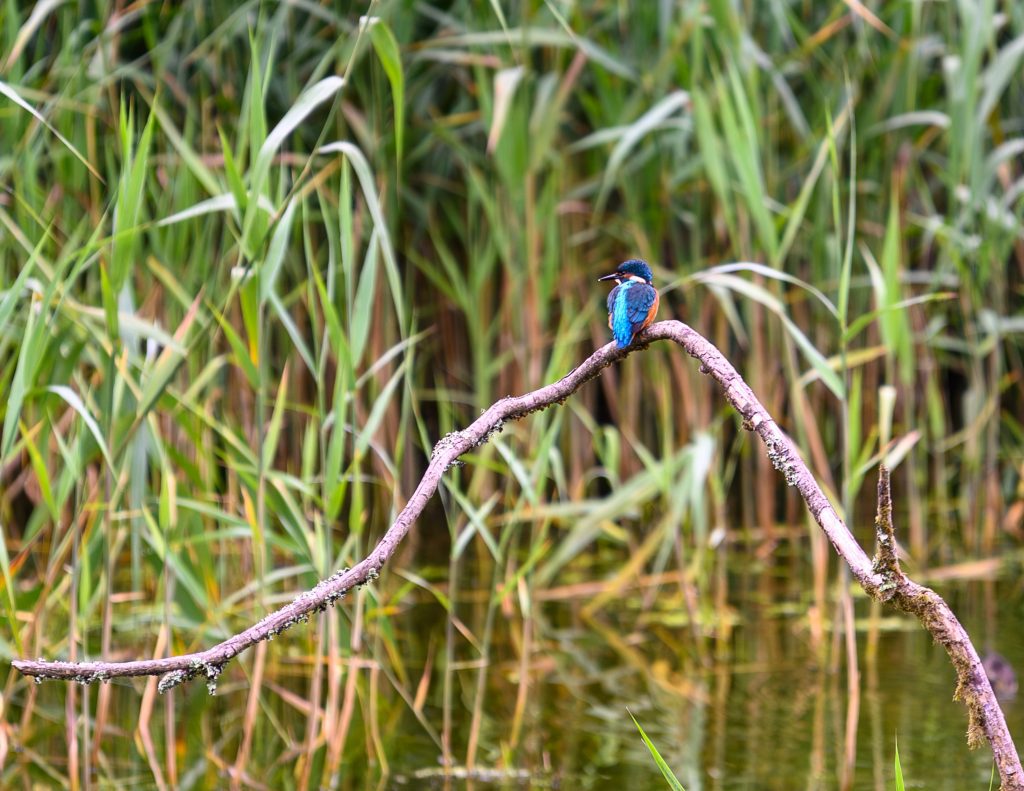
[
  {"xmin": 607, "ymin": 283, "xmax": 659, "ymax": 347},
  {"xmin": 623, "ymin": 285, "xmax": 657, "ymax": 328}
]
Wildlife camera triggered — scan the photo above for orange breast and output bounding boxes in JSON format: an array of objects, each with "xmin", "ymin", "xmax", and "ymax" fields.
[{"xmin": 640, "ymin": 291, "xmax": 660, "ymax": 331}]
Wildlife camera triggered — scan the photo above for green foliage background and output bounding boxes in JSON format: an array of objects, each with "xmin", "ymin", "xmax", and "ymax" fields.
[{"xmin": 1, "ymin": 0, "xmax": 1022, "ymax": 787}]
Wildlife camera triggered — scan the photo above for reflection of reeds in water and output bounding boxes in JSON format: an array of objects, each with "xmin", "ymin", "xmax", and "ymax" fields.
[{"xmin": 1, "ymin": 1, "xmax": 1023, "ymax": 787}]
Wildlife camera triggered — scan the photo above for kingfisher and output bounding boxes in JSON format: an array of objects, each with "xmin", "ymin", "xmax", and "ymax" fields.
[{"xmin": 599, "ymin": 259, "xmax": 660, "ymax": 348}]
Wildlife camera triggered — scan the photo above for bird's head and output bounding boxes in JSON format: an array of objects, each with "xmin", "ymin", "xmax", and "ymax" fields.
[{"xmin": 598, "ymin": 259, "xmax": 654, "ymax": 285}]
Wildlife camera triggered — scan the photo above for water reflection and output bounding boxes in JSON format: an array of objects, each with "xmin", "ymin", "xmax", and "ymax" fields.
[
  {"xmin": 7, "ymin": 559, "xmax": 1023, "ymax": 789},
  {"xmin": 983, "ymin": 651, "xmax": 1018, "ymax": 701},
  {"xmin": 474, "ymin": 573, "xmax": 1017, "ymax": 789},
  {"xmin": 388, "ymin": 561, "xmax": 1022, "ymax": 790}
]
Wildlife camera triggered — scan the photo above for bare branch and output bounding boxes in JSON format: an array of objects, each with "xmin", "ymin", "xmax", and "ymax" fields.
[
  {"xmin": 867, "ymin": 467, "xmax": 1022, "ymax": 787},
  {"xmin": 12, "ymin": 320, "xmax": 1022, "ymax": 789}
]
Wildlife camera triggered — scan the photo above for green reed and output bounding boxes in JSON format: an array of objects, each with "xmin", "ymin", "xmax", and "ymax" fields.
[{"xmin": 1, "ymin": 0, "xmax": 1022, "ymax": 787}]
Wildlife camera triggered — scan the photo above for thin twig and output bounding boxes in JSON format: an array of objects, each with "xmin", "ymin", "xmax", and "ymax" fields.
[{"xmin": 12, "ymin": 320, "xmax": 1022, "ymax": 789}]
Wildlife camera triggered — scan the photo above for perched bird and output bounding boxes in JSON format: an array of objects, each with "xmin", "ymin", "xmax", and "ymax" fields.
[{"xmin": 598, "ymin": 259, "xmax": 660, "ymax": 348}]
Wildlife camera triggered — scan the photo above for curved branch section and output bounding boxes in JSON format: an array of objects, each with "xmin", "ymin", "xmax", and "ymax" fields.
[
  {"xmin": 11, "ymin": 321, "xmax": 1022, "ymax": 788},
  {"xmin": 869, "ymin": 468, "xmax": 1022, "ymax": 788}
]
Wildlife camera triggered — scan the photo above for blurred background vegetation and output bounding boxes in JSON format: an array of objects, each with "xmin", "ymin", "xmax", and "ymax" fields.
[{"xmin": 1, "ymin": 0, "xmax": 1023, "ymax": 788}]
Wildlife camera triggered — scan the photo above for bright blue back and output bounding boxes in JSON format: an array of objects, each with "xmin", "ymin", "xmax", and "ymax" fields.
[
  {"xmin": 608, "ymin": 281, "xmax": 657, "ymax": 347},
  {"xmin": 611, "ymin": 283, "xmax": 637, "ymax": 347}
]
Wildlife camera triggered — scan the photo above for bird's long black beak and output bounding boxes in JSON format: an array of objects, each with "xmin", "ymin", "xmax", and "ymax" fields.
[{"xmin": 597, "ymin": 271, "xmax": 621, "ymax": 282}]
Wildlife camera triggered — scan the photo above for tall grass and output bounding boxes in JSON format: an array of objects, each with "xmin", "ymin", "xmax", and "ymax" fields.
[{"xmin": 1, "ymin": 0, "xmax": 1022, "ymax": 787}]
